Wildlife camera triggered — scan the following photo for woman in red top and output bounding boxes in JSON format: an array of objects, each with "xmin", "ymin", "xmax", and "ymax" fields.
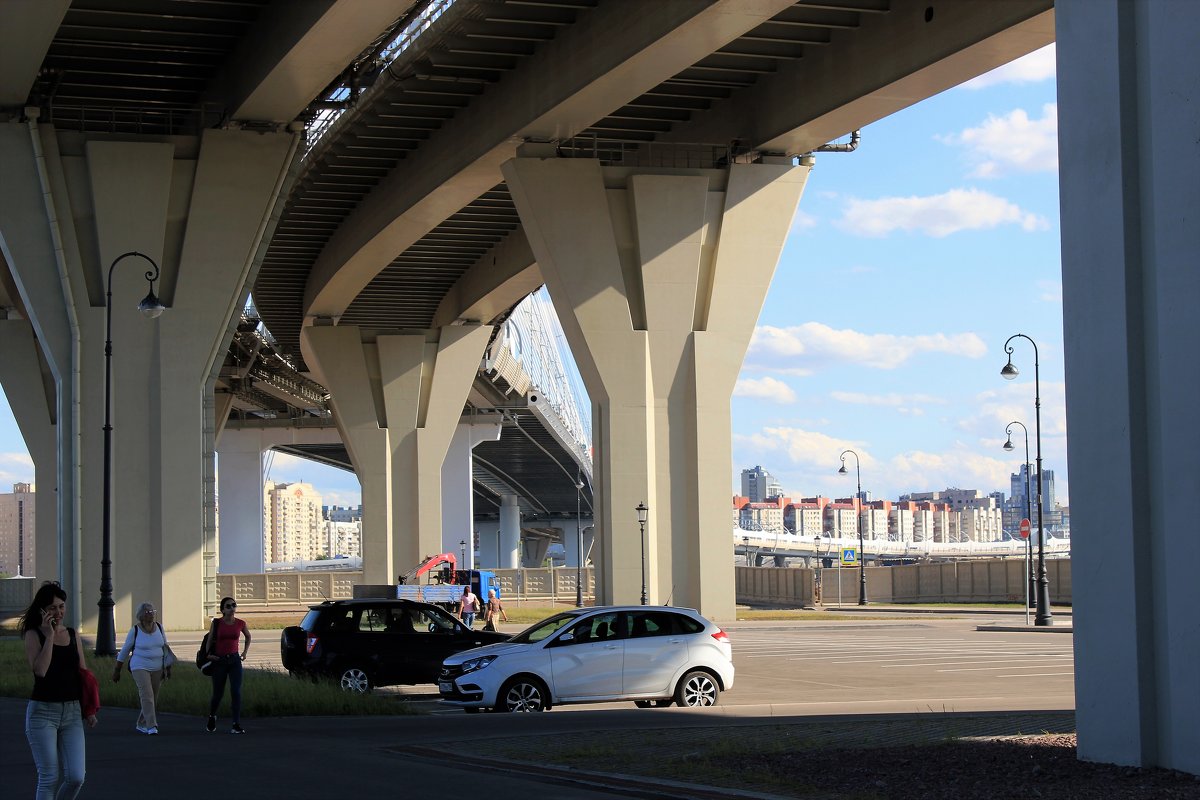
[{"xmin": 204, "ymin": 596, "xmax": 251, "ymax": 734}]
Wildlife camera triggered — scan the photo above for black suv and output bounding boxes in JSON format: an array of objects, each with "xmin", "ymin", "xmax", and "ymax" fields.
[{"xmin": 280, "ymin": 598, "xmax": 510, "ymax": 692}]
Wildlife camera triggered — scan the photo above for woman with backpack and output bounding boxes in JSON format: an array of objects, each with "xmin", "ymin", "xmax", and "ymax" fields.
[
  {"xmin": 112, "ymin": 602, "xmax": 174, "ymax": 735},
  {"xmin": 203, "ymin": 596, "xmax": 251, "ymax": 734}
]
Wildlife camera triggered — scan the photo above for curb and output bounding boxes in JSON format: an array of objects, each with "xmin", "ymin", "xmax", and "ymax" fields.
[{"xmin": 976, "ymin": 623, "xmax": 1073, "ymax": 633}]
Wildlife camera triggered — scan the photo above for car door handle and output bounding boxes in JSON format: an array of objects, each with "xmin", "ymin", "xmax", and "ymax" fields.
[{"xmin": 604, "ymin": 644, "xmax": 619, "ymax": 650}]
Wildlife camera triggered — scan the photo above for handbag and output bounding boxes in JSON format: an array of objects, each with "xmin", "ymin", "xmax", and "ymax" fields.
[
  {"xmin": 78, "ymin": 666, "xmax": 100, "ymax": 718},
  {"xmin": 195, "ymin": 618, "xmax": 218, "ymax": 675},
  {"xmin": 158, "ymin": 622, "xmax": 177, "ymax": 668}
]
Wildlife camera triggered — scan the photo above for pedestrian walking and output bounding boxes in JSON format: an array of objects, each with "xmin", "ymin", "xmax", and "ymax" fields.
[
  {"xmin": 21, "ymin": 581, "xmax": 96, "ymax": 800},
  {"xmin": 458, "ymin": 585, "xmax": 479, "ymax": 629},
  {"xmin": 482, "ymin": 588, "xmax": 508, "ymax": 631},
  {"xmin": 203, "ymin": 596, "xmax": 251, "ymax": 734},
  {"xmin": 112, "ymin": 602, "xmax": 175, "ymax": 735}
]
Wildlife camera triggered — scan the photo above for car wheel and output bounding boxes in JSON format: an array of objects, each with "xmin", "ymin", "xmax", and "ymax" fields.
[
  {"xmin": 496, "ymin": 676, "xmax": 548, "ymax": 712},
  {"xmin": 338, "ymin": 666, "xmax": 372, "ymax": 694},
  {"xmin": 674, "ymin": 670, "xmax": 719, "ymax": 708}
]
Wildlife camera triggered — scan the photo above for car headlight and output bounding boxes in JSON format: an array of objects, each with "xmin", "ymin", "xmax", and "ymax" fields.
[{"xmin": 460, "ymin": 655, "xmax": 497, "ymax": 675}]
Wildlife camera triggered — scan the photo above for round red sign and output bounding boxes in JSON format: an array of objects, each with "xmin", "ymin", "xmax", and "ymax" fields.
[{"xmin": 1019, "ymin": 518, "xmax": 1032, "ymax": 539}]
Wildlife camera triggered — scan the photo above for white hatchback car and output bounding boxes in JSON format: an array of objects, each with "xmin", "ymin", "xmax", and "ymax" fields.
[{"xmin": 438, "ymin": 605, "xmax": 734, "ymax": 712}]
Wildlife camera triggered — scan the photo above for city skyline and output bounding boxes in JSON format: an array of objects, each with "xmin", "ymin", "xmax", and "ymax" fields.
[{"xmin": 0, "ymin": 46, "xmax": 1065, "ymax": 511}]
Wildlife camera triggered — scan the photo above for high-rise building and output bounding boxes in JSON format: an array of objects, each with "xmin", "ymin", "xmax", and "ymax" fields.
[
  {"xmin": 263, "ymin": 481, "xmax": 324, "ymax": 564},
  {"xmin": 0, "ymin": 483, "xmax": 35, "ymax": 577},
  {"xmin": 740, "ymin": 465, "xmax": 781, "ymax": 502},
  {"xmin": 323, "ymin": 504, "xmax": 362, "ymax": 523}
]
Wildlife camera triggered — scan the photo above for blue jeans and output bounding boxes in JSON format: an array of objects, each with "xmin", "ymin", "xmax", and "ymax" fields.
[
  {"xmin": 25, "ymin": 700, "xmax": 85, "ymax": 800},
  {"xmin": 208, "ymin": 655, "xmax": 243, "ymax": 723},
  {"xmin": 461, "ymin": 612, "xmax": 476, "ymax": 628}
]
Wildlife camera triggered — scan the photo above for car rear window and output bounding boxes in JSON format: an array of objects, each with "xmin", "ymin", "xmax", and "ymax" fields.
[{"xmin": 300, "ymin": 609, "xmax": 323, "ymax": 631}]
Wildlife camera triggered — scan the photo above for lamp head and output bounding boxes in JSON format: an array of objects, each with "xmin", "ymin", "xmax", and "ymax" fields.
[
  {"xmin": 838, "ymin": 465, "xmax": 848, "ymax": 475},
  {"xmin": 1000, "ymin": 358, "xmax": 1019, "ymax": 380},
  {"xmin": 138, "ymin": 290, "xmax": 165, "ymax": 319},
  {"xmin": 635, "ymin": 502, "xmax": 648, "ymax": 524},
  {"xmin": 1003, "ymin": 437, "xmax": 1014, "ymax": 452}
]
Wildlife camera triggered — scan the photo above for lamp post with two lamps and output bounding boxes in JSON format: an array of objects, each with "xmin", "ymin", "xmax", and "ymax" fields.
[
  {"xmin": 838, "ymin": 449, "xmax": 867, "ymax": 606},
  {"xmin": 1001, "ymin": 334, "xmax": 1053, "ymax": 626},
  {"xmin": 1003, "ymin": 421, "xmax": 1036, "ymax": 618},
  {"xmin": 636, "ymin": 502, "xmax": 648, "ymax": 605},
  {"xmin": 96, "ymin": 251, "xmax": 166, "ymax": 657}
]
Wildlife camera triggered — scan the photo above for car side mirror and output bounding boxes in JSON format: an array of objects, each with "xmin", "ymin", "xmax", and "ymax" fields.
[{"xmin": 556, "ymin": 633, "xmax": 575, "ymax": 645}]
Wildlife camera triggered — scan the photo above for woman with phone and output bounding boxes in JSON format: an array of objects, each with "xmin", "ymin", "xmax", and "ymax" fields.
[{"xmin": 21, "ymin": 581, "xmax": 95, "ymax": 800}]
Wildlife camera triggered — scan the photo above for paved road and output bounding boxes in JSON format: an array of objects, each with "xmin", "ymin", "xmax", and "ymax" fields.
[{"xmin": 4, "ymin": 611, "xmax": 1075, "ymax": 799}]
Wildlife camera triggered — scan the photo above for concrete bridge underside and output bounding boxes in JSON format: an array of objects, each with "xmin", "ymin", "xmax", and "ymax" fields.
[{"xmin": 0, "ymin": 0, "xmax": 1195, "ymax": 775}]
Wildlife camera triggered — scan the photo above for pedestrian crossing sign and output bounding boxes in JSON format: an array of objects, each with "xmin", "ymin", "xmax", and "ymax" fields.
[{"xmin": 841, "ymin": 548, "xmax": 859, "ymax": 566}]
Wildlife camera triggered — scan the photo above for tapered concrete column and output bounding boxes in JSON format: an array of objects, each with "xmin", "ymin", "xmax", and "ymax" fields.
[
  {"xmin": 441, "ymin": 418, "xmax": 502, "ymax": 568},
  {"xmin": 302, "ymin": 323, "xmax": 492, "ymax": 583},
  {"xmin": 561, "ymin": 517, "xmax": 595, "ymax": 567},
  {"xmin": 1, "ymin": 123, "xmax": 296, "ymax": 628},
  {"xmin": 498, "ymin": 494, "xmax": 521, "ymax": 569},
  {"xmin": 216, "ymin": 425, "xmax": 344, "ymax": 574},
  {"xmin": 1058, "ymin": 0, "xmax": 1200, "ymax": 775},
  {"xmin": 0, "ymin": 318, "xmax": 57, "ymax": 579},
  {"xmin": 504, "ymin": 157, "xmax": 809, "ymax": 618}
]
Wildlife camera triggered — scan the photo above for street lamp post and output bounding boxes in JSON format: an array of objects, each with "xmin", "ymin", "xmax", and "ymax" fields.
[
  {"xmin": 459, "ymin": 539, "xmax": 467, "ymax": 568},
  {"xmin": 97, "ymin": 251, "xmax": 165, "ymax": 657},
  {"xmin": 1002, "ymin": 334, "xmax": 1053, "ymax": 626},
  {"xmin": 574, "ymin": 472, "xmax": 584, "ymax": 607},
  {"xmin": 1004, "ymin": 421, "xmax": 1036, "ymax": 616},
  {"xmin": 636, "ymin": 502, "xmax": 648, "ymax": 605},
  {"xmin": 838, "ymin": 449, "xmax": 868, "ymax": 605},
  {"xmin": 742, "ymin": 535, "xmax": 750, "ymax": 566}
]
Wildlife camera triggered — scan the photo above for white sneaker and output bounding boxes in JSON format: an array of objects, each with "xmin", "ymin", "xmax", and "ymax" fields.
[
  {"xmin": 136, "ymin": 724, "xmax": 148, "ymax": 734},
  {"xmin": 147, "ymin": 727, "xmax": 159, "ymax": 735}
]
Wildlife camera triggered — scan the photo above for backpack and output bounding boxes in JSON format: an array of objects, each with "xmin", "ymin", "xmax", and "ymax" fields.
[{"xmin": 195, "ymin": 619, "xmax": 217, "ymax": 675}]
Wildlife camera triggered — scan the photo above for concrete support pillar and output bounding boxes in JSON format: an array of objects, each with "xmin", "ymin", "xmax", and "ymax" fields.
[
  {"xmin": 498, "ymin": 494, "xmax": 520, "ymax": 569},
  {"xmin": 1, "ymin": 123, "xmax": 296, "ymax": 629},
  {"xmin": 0, "ymin": 318, "xmax": 58, "ymax": 579},
  {"xmin": 503, "ymin": 157, "xmax": 809, "ymax": 619},
  {"xmin": 441, "ymin": 419, "xmax": 502, "ymax": 569},
  {"xmin": 1057, "ymin": 0, "xmax": 1200, "ymax": 775},
  {"xmin": 302, "ymin": 323, "xmax": 492, "ymax": 583},
  {"xmin": 561, "ymin": 517, "xmax": 594, "ymax": 567},
  {"xmin": 215, "ymin": 425, "xmax": 343, "ymax": 574}
]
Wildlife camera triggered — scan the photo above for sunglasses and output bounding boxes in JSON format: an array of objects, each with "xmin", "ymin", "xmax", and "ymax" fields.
[{"xmin": 223, "ymin": 603, "xmax": 237, "ymax": 609}]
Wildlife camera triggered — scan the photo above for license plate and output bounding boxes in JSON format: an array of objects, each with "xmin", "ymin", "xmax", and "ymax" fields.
[{"xmin": 438, "ymin": 681, "xmax": 452, "ymax": 693}]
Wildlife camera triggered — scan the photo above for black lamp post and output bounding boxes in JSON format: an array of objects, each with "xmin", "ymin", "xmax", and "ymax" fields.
[
  {"xmin": 96, "ymin": 251, "xmax": 165, "ymax": 657},
  {"xmin": 1004, "ymin": 421, "xmax": 1036, "ymax": 611},
  {"xmin": 1002, "ymin": 334, "xmax": 1053, "ymax": 626},
  {"xmin": 459, "ymin": 539, "xmax": 467, "ymax": 568},
  {"xmin": 838, "ymin": 449, "xmax": 868, "ymax": 606},
  {"xmin": 636, "ymin": 502, "xmax": 648, "ymax": 605},
  {"xmin": 574, "ymin": 471, "xmax": 584, "ymax": 607},
  {"xmin": 742, "ymin": 535, "xmax": 750, "ymax": 566}
]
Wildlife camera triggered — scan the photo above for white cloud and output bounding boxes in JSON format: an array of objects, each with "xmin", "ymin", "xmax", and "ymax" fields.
[
  {"xmin": 941, "ymin": 104, "xmax": 1058, "ymax": 178},
  {"xmin": 0, "ymin": 451, "xmax": 35, "ymax": 484},
  {"xmin": 960, "ymin": 44, "xmax": 1056, "ymax": 90},
  {"xmin": 1037, "ymin": 280, "xmax": 1063, "ymax": 303},
  {"xmin": 791, "ymin": 209, "xmax": 817, "ymax": 231},
  {"xmin": 886, "ymin": 447, "xmax": 1015, "ymax": 495},
  {"xmin": 748, "ymin": 323, "xmax": 986, "ymax": 371},
  {"xmin": 734, "ymin": 376, "xmax": 797, "ymax": 404},
  {"xmin": 838, "ymin": 188, "xmax": 1049, "ymax": 238}
]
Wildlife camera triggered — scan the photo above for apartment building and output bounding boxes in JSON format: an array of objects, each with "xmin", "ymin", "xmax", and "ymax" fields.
[
  {"xmin": 263, "ymin": 480, "xmax": 324, "ymax": 564},
  {"xmin": 0, "ymin": 483, "xmax": 35, "ymax": 576}
]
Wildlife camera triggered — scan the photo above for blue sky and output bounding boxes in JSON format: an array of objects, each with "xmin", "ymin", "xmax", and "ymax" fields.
[{"xmin": 0, "ymin": 46, "xmax": 1064, "ymax": 509}]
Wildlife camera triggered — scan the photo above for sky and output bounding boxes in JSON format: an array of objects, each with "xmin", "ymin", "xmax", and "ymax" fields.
[{"xmin": 0, "ymin": 45, "xmax": 1065, "ymax": 510}]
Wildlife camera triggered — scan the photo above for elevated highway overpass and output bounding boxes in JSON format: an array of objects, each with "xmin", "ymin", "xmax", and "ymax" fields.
[{"xmin": 1, "ymin": 0, "xmax": 1196, "ymax": 774}]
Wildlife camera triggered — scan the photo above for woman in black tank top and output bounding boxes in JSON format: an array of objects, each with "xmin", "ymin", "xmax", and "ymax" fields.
[{"xmin": 21, "ymin": 581, "xmax": 95, "ymax": 800}]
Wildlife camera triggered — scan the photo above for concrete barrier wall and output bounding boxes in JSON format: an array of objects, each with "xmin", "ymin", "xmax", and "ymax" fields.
[{"xmin": 738, "ymin": 559, "xmax": 1072, "ymax": 607}]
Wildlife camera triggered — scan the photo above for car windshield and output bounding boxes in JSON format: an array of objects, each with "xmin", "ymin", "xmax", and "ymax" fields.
[{"xmin": 508, "ymin": 611, "xmax": 584, "ymax": 644}]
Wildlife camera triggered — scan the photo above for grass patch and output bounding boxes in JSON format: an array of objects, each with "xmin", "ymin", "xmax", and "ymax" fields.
[{"xmin": 0, "ymin": 638, "xmax": 416, "ymax": 718}]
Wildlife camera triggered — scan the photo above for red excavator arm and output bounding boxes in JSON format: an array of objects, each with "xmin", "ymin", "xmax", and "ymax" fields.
[{"xmin": 398, "ymin": 553, "xmax": 458, "ymax": 584}]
